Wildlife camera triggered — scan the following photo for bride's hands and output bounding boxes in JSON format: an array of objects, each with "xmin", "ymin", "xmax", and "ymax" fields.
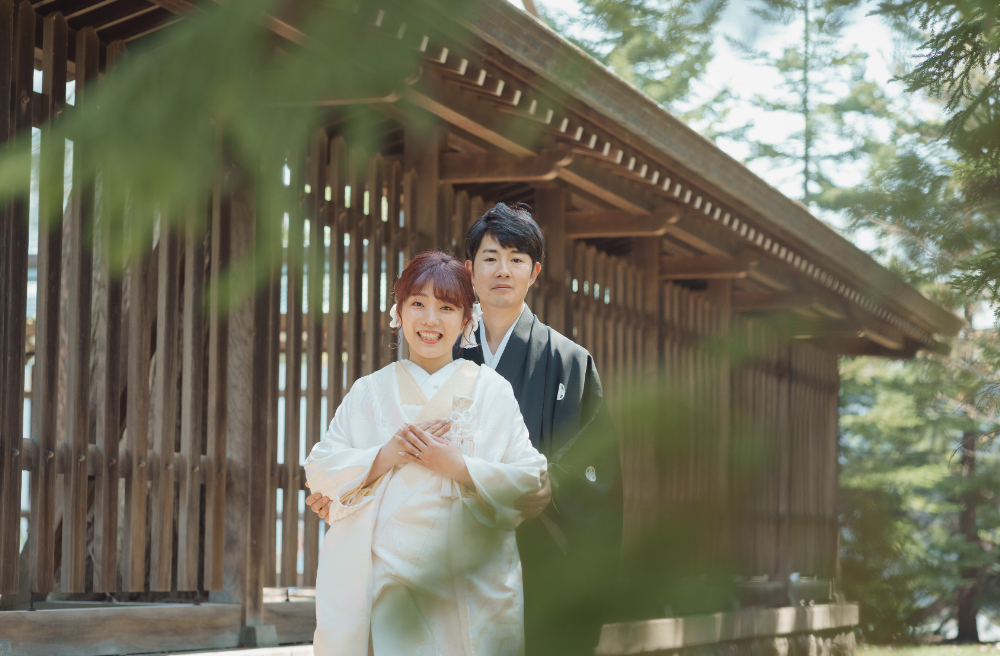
[
  {"xmin": 364, "ymin": 419, "xmax": 451, "ymax": 487},
  {"xmin": 387, "ymin": 419, "xmax": 450, "ymax": 466},
  {"xmin": 397, "ymin": 423, "xmax": 475, "ymax": 489}
]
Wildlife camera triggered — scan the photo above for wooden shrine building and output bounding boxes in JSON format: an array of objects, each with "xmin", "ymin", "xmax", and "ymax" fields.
[{"xmin": 0, "ymin": 0, "xmax": 962, "ymax": 654}]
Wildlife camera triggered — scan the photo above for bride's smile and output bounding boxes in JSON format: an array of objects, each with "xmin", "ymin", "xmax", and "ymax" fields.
[{"xmin": 399, "ymin": 283, "xmax": 467, "ymax": 373}]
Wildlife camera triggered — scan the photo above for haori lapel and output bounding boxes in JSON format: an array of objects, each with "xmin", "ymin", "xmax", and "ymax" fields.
[
  {"xmin": 494, "ymin": 305, "xmax": 534, "ymax": 384},
  {"xmin": 394, "ymin": 361, "xmax": 481, "ymax": 423}
]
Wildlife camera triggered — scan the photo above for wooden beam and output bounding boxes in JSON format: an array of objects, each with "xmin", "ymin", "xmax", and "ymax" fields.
[
  {"xmin": 438, "ymin": 147, "xmax": 572, "ymax": 184},
  {"xmin": 660, "ymin": 254, "xmax": 757, "ymax": 280},
  {"xmin": 566, "ymin": 209, "xmax": 678, "ymax": 238},
  {"xmin": 149, "ymin": 0, "xmax": 195, "ymax": 14},
  {"xmin": 404, "ymin": 68, "xmax": 653, "ymax": 213},
  {"xmin": 733, "ymin": 291, "xmax": 818, "ymax": 312},
  {"xmin": 791, "ymin": 320, "xmax": 906, "ymax": 351}
]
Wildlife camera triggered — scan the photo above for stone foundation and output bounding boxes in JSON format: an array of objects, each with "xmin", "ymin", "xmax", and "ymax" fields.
[{"xmin": 596, "ymin": 603, "xmax": 858, "ymax": 656}]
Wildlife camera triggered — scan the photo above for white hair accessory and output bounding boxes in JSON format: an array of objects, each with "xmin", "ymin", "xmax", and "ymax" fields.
[
  {"xmin": 389, "ymin": 304, "xmax": 400, "ymax": 329},
  {"xmin": 460, "ymin": 303, "xmax": 483, "ymax": 348}
]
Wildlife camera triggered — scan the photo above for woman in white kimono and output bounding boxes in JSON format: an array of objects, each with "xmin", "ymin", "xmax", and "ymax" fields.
[{"xmin": 304, "ymin": 251, "xmax": 547, "ymax": 656}]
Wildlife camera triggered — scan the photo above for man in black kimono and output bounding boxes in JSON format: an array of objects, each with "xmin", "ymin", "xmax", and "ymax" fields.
[
  {"xmin": 458, "ymin": 202, "xmax": 623, "ymax": 656},
  {"xmin": 307, "ymin": 202, "xmax": 622, "ymax": 654}
]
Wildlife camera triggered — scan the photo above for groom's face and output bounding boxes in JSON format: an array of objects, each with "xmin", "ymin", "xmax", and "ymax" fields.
[{"xmin": 466, "ymin": 234, "xmax": 541, "ymax": 310}]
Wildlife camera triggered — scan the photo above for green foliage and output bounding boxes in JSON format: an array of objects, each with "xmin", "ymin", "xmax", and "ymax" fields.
[
  {"xmin": 872, "ymin": 1, "xmax": 1000, "ymax": 309},
  {"xmin": 839, "ymin": 342, "xmax": 1000, "ymax": 642}
]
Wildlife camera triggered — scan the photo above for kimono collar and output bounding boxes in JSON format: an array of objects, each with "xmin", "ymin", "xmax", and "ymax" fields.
[{"xmin": 493, "ymin": 304, "xmax": 536, "ymax": 383}]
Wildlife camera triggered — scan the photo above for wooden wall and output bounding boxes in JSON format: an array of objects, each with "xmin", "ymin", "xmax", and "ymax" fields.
[{"xmin": 1, "ymin": 2, "xmax": 841, "ymax": 609}]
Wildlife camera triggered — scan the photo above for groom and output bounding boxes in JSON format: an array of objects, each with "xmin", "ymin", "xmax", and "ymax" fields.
[{"xmin": 307, "ymin": 202, "xmax": 623, "ymax": 654}]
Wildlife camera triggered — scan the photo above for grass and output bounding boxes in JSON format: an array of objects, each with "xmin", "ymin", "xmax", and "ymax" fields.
[{"xmin": 860, "ymin": 646, "xmax": 1000, "ymax": 656}]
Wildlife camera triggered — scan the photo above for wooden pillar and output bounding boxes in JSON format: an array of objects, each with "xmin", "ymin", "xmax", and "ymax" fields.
[
  {"xmin": 28, "ymin": 10, "xmax": 66, "ymax": 595},
  {"xmin": 326, "ymin": 137, "xmax": 346, "ymax": 412},
  {"xmin": 776, "ymin": 340, "xmax": 792, "ymax": 585},
  {"xmin": 92, "ymin": 43, "xmax": 126, "ymax": 594},
  {"xmin": 535, "ymin": 187, "xmax": 568, "ymax": 335},
  {"xmin": 707, "ymin": 279, "xmax": 732, "ymax": 545},
  {"xmin": 303, "ymin": 130, "xmax": 328, "ymax": 586},
  {"xmin": 345, "ymin": 151, "xmax": 364, "ymax": 391},
  {"xmin": 149, "ymin": 229, "xmax": 180, "ymax": 592},
  {"xmin": 177, "ymin": 211, "xmax": 207, "ymax": 592},
  {"xmin": 403, "ymin": 121, "xmax": 445, "ymax": 251},
  {"xmin": 204, "ymin": 161, "xmax": 231, "ymax": 592},
  {"xmin": 61, "ymin": 25, "xmax": 98, "ymax": 595},
  {"xmin": 0, "ymin": 0, "xmax": 33, "ymax": 595},
  {"xmin": 631, "ymin": 238, "xmax": 660, "ymax": 381},
  {"xmin": 221, "ymin": 173, "xmax": 277, "ymax": 644},
  {"xmin": 282, "ymin": 165, "xmax": 305, "ymax": 588}
]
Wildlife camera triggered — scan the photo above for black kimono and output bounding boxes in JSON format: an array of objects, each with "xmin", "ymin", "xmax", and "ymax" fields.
[{"xmin": 460, "ymin": 305, "xmax": 623, "ymax": 656}]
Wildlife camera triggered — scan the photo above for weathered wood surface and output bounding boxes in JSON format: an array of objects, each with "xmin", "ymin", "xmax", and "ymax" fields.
[
  {"xmin": 149, "ymin": 230, "xmax": 180, "ymax": 591},
  {"xmin": 0, "ymin": 0, "xmax": 33, "ymax": 596},
  {"xmin": 178, "ymin": 215, "xmax": 207, "ymax": 591},
  {"xmin": 204, "ymin": 171, "xmax": 231, "ymax": 591},
  {"xmin": 61, "ymin": 24, "xmax": 98, "ymax": 595},
  {"xmin": 26, "ymin": 10, "xmax": 66, "ymax": 595}
]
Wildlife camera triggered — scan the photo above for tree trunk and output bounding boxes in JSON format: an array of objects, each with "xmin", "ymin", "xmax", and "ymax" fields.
[{"xmin": 956, "ymin": 428, "xmax": 979, "ymax": 642}]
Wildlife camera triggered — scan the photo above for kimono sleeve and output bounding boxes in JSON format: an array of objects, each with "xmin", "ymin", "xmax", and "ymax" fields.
[
  {"xmin": 462, "ymin": 384, "xmax": 547, "ymax": 530},
  {"xmin": 303, "ymin": 378, "xmax": 384, "ymax": 522}
]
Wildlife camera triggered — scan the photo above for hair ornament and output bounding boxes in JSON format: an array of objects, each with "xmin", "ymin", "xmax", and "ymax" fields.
[
  {"xmin": 389, "ymin": 304, "xmax": 401, "ymax": 329},
  {"xmin": 460, "ymin": 303, "xmax": 483, "ymax": 348}
]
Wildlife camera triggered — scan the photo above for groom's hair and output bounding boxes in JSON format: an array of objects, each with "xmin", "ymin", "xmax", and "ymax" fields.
[{"xmin": 465, "ymin": 202, "xmax": 544, "ymax": 266}]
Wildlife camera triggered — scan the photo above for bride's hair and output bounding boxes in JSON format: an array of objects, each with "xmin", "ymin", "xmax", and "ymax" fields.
[{"xmin": 392, "ymin": 251, "xmax": 476, "ymax": 331}]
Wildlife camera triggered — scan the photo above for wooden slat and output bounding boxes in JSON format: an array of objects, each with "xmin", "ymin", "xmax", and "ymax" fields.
[
  {"xmin": 149, "ymin": 228, "xmax": 180, "ymax": 591},
  {"xmin": 0, "ymin": 0, "xmax": 32, "ymax": 595},
  {"xmin": 262, "ymin": 269, "xmax": 280, "ymax": 588},
  {"xmin": 363, "ymin": 155, "xmax": 383, "ymax": 376},
  {"xmin": 123, "ymin": 244, "xmax": 152, "ymax": 591},
  {"xmin": 92, "ymin": 37, "xmax": 127, "ymax": 596},
  {"xmin": 303, "ymin": 130, "xmax": 328, "ymax": 585},
  {"xmin": 403, "ymin": 123, "xmax": 443, "ymax": 250},
  {"xmin": 203, "ymin": 163, "xmax": 231, "ymax": 591},
  {"xmin": 535, "ymin": 188, "xmax": 567, "ymax": 334},
  {"xmin": 325, "ymin": 137, "xmax": 346, "ymax": 414},
  {"xmin": 177, "ymin": 213, "xmax": 206, "ymax": 591},
  {"xmin": 61, "ymin": 23, "xmax": 97, "ymax": 594},
  {"xmin": 28, "ymin": 10, "xmax": 66, "ymax": 595},
  {"xmin": 282, "ymin": 161, "xmax": 305, "ymax": 586},
  {"xmin": 380, "ymin": 161, "xmax": 402, "ymax": 367},
  {"xmin": 345, "ymin": 150, "xmax": 363, "ymax": 390}
]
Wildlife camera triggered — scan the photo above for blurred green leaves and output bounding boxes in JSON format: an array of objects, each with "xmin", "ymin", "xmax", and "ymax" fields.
[{"xmin": 0, "ymin": 0, "xmax": 448, "ymax": 305}]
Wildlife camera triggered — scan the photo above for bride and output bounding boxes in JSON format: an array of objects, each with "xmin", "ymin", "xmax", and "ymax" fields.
[{"xmin": 304, "ymin": 251, "xmax": 548, "ymax": 656}]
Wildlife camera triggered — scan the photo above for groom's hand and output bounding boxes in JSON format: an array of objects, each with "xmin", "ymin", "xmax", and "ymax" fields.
[
  {"xmin": 305, "ymin": 485, "xmax": 334, "ymax": 523},
  {"xmin": 514, "ymin": 470, "xmax": 551, "ymax": 518}
]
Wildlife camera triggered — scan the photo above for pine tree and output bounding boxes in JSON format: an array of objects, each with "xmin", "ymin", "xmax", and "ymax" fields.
[
  {"xmin": 872, "ymin": 1, "xmax": 1000, "ymax": 311},
  {"xmin": 540, "ymin": 0, "xmax": 731, "ymax": 127},
  {"xmin": 733, "ymin": 0, "xmax": 872, "ymax": 206}
]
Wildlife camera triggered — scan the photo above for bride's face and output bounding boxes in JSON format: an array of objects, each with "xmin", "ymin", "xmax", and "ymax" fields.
[{"xmin": 400, "ymin": 281, "xmax": 467, "ymax": 362}]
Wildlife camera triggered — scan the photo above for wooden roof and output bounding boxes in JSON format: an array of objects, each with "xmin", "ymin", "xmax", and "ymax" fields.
[{"xmin": 30, "ymin": 0, "xmax": 964, "ymax": 354}]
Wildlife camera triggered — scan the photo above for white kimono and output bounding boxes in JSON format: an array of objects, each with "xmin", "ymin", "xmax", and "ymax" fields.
[{"xmin": 304, "ymin": 359, "xmax": 547, "ymax": 656}]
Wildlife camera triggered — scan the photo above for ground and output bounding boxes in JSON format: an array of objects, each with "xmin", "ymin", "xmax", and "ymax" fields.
[{"xmin": 861, "ymin": 645, "xmax": 1000, "ymax": 656}]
